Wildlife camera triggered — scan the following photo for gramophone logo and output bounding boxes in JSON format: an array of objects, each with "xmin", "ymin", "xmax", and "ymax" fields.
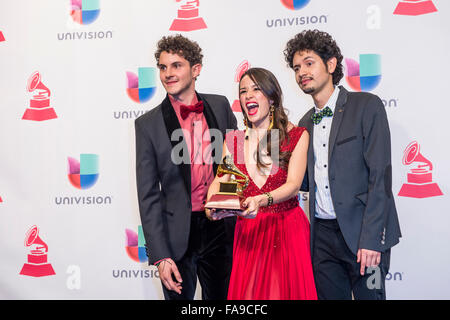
[
  {"xmin": 126, "ymin": 67, "xmax": 157, "ymax": 103},
  {"xmin": 67, "ymin": 154, "xmax": 99, "ymax": 189},
  {"xmin": 169, "ymin": 0, "xmax": 207, "ymax": 32},
  {"xmin": 19, "ymin": 225, "xmax": 56, "ymax": 277},
  {"xmin": 70, "ymin": 0, "xmax": 101, "ymax": 25},
  {"xmin": 345, "ymin": 54, "xmax": 381, "ymax": 92},
  {"xmin": 0, "ymin": 31, "xmax": 5, "ymax": 42},
  {"xmin": 22, "ymin": 71, "xmax": 57, "ymax": 121},
  {"xmin": 281, "ymin": 0, "xmax": 311, "ymax": 10},
  {"xmin": 231, "ymin": 60, "xmax": 251, "ymax": 112},
  {"xmin": 125, "ymin": 226, "xmax": 148, "ymax": 263},
  {"xmin": 394, "ymin": 0, "xmax": 437, "ymax": 16},
  {"xmin": 398, "ymin": 141, "xmax": 443, "ymax": 198}
]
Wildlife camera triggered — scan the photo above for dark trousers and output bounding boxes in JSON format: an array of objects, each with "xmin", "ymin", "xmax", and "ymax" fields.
[
  {"xmin": 162, "ymin": 212, "xmax": 234, "ymax": 300},
  {"xmin": 312, "ymin": 218, "xmax": 390, "ymax": 300}
]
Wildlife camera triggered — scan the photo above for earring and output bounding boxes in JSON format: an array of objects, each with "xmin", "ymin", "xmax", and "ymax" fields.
[
  {"xmin": 267, "ymin": 106, "xmax": 275, "ymax": 131},
  {"xmin": 243, "ymin": 117, "xmax": 249, "ymax": 139}
]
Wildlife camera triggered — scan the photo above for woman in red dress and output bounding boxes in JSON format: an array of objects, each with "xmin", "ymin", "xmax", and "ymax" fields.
[{"xmin": 206, "ymin": 68, "xmax": 317, "ymax": 300}]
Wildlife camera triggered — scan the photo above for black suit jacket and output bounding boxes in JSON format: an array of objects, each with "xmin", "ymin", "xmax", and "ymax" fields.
[
  {"xmin": 299, "ymin": 86, "xmax": 402, "ymax": 255},
  {"xmin": 135, "ymin": 92, "xmax": 237, "ymax": 265}
]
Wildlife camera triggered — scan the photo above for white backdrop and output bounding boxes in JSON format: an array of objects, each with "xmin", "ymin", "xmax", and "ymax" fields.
[{"xmin": 1, "ymin": 0, "xmax": 449, "ymax": 300}]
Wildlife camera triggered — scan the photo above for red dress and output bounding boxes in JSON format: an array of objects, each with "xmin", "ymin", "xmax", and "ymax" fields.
[{"xmin": 226, "ymin": 126, "xmax": 317, "ymax": 300}]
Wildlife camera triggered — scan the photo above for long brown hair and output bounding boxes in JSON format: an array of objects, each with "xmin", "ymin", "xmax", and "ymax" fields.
[{"xmin": 239, "ymin": 68, "xmax": 291, "ymax": 170}]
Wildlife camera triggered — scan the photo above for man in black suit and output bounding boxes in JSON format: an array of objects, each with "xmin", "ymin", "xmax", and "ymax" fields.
[
  {"xmin": 284, "ymin": 30, "xmax": 401, "ymax": 299},
  {"xmin": 135, "ymin": 34, "xmax": 237, "ymax": 300}
]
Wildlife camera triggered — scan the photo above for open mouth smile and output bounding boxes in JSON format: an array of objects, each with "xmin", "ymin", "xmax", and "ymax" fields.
[{"xmin": 246, "ymin": 102, "xmax": 259, "ymax": 116}]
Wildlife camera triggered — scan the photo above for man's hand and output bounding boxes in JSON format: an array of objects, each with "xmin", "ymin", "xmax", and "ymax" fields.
[
  {"xmin": 357, "ymin": 249, "xmax": 381, "ymax": 276},
  {"xmin": 205, "ymin": 208, "xmax": 236, "ymax": 221},
  {"xmin": 157, "ymin": 258, "xmax": 183, "ymax": 294}
]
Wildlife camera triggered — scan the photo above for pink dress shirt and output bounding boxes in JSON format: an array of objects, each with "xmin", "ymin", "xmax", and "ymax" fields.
[{"xmin": 169, "ymin": 95, "xmax": 214, "ymax": 212}]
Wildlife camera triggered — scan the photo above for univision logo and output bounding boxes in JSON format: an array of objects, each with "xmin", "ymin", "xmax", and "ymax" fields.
[
  {"xmin": 112, "ymin": 226, "xmax": 159, "ymax": 279},
  {"xmin": 126, "ymin": 67, "xmax": 157, "ymax": 103},
  {"xmin": 345, "ymin": 54, "xmax": 381, "ymax": 92},
  {"xmin": 281, "ymin": 0, "xmax": 311, "ymax": 10},
  {"xmin": 125, "ymin": 226, "xmax": 147, "ymax": 263},
  {"xmin": 57, "ymin": 0, "xmax": 113, "ymax": 41},
  {"xmin": 267, "ymin": 0, "xmax": 327, "ymax": 28},
  {"xmin": 68, "ymin": 154, "xmax": 99, "ymax": 189},
  {"xmin": 386, "ymin": 271, "xmax": 403, "ymax": 281},
  {"xmin": 71, "ymin": 0, "xmax": 101, "ymax": 25},
  {"xmin": 54, "ymin": 153, "xmax": 112, "ymax": 206},
  {"xmin": 113, "ymin": 67, "xmax": 155, "ymax": 120}
]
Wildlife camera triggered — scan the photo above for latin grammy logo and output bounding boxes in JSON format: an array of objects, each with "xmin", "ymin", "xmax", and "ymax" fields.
[
  {"xmin": 169, "ymin": 0, "xmax": 207, "ymax": 32},
  {"xmin": 231, "ymin": 60, "xmax": 251, "ymax": 112},
  {"xmin": 19, "ymin": 225, "xmax": 56, "ymax": 277},
  {"xmin": 393, "ymin": 0, "xmax": 437, "ymax": 16},
  {"xmin": 398, "ymin": 141, "xmax": 443, "ymax": 198},
  {"xmin": 22, "ymin": 71, "xmax": 57, "ymax": 121}
]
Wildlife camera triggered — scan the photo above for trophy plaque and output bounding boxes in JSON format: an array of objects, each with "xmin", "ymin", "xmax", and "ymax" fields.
[{"xmin": 205, "ymin": 155, "xmax": 249, "ymax": 213}]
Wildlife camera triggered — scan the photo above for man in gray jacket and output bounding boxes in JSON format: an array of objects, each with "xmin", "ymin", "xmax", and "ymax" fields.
[
  {"xmin": 285, "ymin": 30, "xmax": 401, "ymax": 300},
  {"xmin": 135, "ymin": 34, "xmax": 237, "ymax": 300}
]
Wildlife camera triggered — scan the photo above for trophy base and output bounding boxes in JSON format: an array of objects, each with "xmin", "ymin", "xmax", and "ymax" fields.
[
  {"xmin": 394, "ymin": 1, "xmax": 437, "ymax": 16},
  {"xmin": 20, "ymin": 263, "xmax": 55, "ymax": 277},
  {"xmin": 169, "ymin": 18, "xmax": 207, "ymax": 32},
  {"xmin": 205, "ymin": 194, "xmax": 244, "ymax": 211},
  {"xmin": 22, "ymin": 107, "xmax": 57, "ymax": 121},
  {"xmin": 398, "ymin": 182, "xmax": 443, "ymax": 198}
]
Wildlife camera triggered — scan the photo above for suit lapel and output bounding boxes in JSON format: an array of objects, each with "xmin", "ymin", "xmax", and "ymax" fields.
[
  {"xmin": 328, "ymin": 86, "xmax": 348, "ymax": 162},
  {"xmin": 304, "ymin": 108, "xmax": 316, "ymax": 193},
  {"xmin": 161, "ymin": 95, "xmax": 191, "ymax": 197},
  {"xmin": 197, "ymin": 92, "xmax": 220, "ymax": 131},
  {"xmin": 196, "ymin": 92, "xmax": 220, "ymax": 174}
]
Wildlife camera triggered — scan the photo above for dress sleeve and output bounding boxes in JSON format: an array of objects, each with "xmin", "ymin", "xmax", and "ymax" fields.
[{"xmin": 285, "ymin": 126, "xmax": 306, "ymax": 153}]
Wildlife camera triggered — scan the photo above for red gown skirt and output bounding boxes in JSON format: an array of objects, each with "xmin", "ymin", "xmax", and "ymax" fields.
[{"xmin": 227, "ymin": 204, "xmax": 317, "ymax": 300}]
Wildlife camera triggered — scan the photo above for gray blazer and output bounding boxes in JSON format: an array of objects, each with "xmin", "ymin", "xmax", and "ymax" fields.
[
  {"xmin": 135, "ymin": 92, "xmax": 237, "ymax": 265},
  {"xmin": 299, "ymin": 86, "xmax": 401, "ymax": 255}
]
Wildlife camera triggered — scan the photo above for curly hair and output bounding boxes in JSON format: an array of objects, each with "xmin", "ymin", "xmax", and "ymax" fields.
[
  {"xmin": 283, "ymin": 29, "xmax": 343, "ymax": 85},
  {"xmin": 155, "ymin": 34, "xmax": 203, "ymax": 66}
]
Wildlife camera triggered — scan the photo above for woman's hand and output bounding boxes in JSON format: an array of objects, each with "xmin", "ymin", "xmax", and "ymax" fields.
[{"xmin": 239, "ymin": 195, "xmax": 265, "ymax": 219}]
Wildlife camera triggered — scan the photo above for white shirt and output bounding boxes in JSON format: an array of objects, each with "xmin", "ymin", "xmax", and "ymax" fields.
[{"xmin": 313, "ymin": 86, "xmax": 340, "ymax": 219}]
